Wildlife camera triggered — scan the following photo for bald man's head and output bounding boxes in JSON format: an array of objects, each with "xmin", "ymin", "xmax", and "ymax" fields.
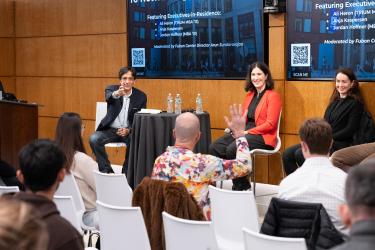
[{"xmin": 174, "ymin": 112, "xmax": 200, "ymax": 143}]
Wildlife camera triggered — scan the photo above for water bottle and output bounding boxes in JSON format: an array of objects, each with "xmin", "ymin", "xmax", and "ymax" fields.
[
  {"xmin": 175, "ymin": 94, "xmax": 182, "ymax": 114},
  {"xmin": 195, "ymin": 93, "xmax": 203, "ymax": 114},
  {"xmin": 167, "ymin": 93, "xmax": 173, "ymax": 113}
]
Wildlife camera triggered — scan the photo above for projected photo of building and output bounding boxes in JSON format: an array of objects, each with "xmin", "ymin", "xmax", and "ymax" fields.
[
  {"xmin": 287, "ymin": 0, "xmax": 375, "ymax": 81},
  {"xmin": 127, "ymin": 0, "xmax": 264, "ymax": 79}
]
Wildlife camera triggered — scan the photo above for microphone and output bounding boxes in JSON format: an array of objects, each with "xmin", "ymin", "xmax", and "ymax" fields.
[{"xmin": 224, "ymin": 128, "xmax": 231, "ymax": 134}]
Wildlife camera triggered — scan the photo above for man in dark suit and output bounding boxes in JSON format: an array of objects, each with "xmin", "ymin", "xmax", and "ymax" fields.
[
  {"xmin": 90, "ymin": 67, "xmax": 147, "ymax": 174},
  {"xmin": 332, "ymin": 163, "xmax": 375, "ymax": 250}
]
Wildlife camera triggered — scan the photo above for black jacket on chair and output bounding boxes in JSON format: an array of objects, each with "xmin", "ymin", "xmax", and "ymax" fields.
[
  {"xmin": 260, "ymin": 197, "xmax": 346, "ymax": 250},
  {"xmin": 96, "ymin": 85, "xmax": 147, "ymax": 131}
]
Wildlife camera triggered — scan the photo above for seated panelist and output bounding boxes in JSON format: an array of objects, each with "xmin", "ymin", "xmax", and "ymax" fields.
[
  {"xmin": 209, "ymin": 62, "xmax": 282, "ymax": 191},
  {"xmin": 90, "ymin": 67, "xmax": 147, "ymax": 174}
]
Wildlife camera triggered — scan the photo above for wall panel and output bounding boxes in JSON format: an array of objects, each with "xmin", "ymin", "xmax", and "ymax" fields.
[
  {"xmin": 0, "ymin": 77, "xmax": 16, "ymax": 93},
  {"xmin": 284, "ymin": 81, "xmax": 334, "ymax": 134},
  {"xmin": 16, "ymin": 34, "xmax": 127, "ymax": 77},
  {"xmin": 0, "ymin": 38, "xmax": 15, "ymax": 76},
  {"xmin": 0, "ymin": 0, "xmax": 14, "ymax": 37},
  {"xmin": 15, "ymin": 0, "xmax": 126, "ymax": 37}
]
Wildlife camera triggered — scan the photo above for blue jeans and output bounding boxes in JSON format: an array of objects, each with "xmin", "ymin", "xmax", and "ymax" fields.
[{"xmin": 89, "ymin": 128, "xmax": 130, "ymax": 174}]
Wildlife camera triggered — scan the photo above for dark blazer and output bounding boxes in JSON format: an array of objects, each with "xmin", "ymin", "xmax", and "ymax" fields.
[
  {"xmin": 331, "ymin": 220, "xmax": 375, "ymax": 250},
  {"xmin": 261, "ymin": 198, "xmax": 345, "ymax": 250},
  {"xmin": 97, "ymin": 85, "xmax": 147, "ymax": 131},
  {"xmin": 324, "ymin": 97, "xmax": 363, "ymax": 151}
]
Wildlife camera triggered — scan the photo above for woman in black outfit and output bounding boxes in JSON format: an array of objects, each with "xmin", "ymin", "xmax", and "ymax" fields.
[{"xmin": 283, "ymin": 68, "xmax": 364, "ymax": 175}]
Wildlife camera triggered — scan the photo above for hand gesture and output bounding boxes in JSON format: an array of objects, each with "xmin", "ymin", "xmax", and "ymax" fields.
[{"xmin": 224, "ymin": 104, "xmax": 247, "ymax": 138}]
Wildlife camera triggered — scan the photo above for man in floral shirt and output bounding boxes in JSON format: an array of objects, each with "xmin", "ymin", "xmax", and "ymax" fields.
[{"xmin": 152, "ymin": 105, "xmax": 252, "ymax": 220}]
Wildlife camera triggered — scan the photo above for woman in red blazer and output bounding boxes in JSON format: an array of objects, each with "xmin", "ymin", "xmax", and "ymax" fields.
[{"xmin": 209, "ymin": 62, "xmax": 282, "ymax": 190}]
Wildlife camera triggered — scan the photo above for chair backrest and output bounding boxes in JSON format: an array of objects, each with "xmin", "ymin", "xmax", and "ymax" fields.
[
  {"xmin": 55, "ymin": 173, "xmax": 85, "ymax": 218},
  {"xmin": 243, "ymin": 228, "xmax": 307, "ymax": 250},
  {"xmin": 209, "ymin": 185, "xmax": 259, "ymax": 249},
  {"xmin": 96, "ymin": 201, "xmax": 151, "ymax": 250},
  {"xmin": 0, "ymin": 185, "xmax": 19, "ymax": 195},
  {"xmin": 53, "ymin": 195, "xmax": 82, "ymax": 232},
  {"xmin": 274, "ymin": 109, "xmax": 282, "ymax": 151},
  {"xmin": 93, "ymin": 170, "xmax": 132, "ymax": 206},
  {"xmin": 95, "ymin": 102, "xmax": 107, "ymax": 130},
  {"xmin": 162, "ymin": 211, "xmax": 219, "ymax": 250}
]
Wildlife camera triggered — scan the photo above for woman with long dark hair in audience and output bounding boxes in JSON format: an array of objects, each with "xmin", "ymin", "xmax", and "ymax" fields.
[
  {"xmin": 283, "ymin": 68, "xmax": 364, "ymax": 175},
  {"xmin": 55, "ymin": 112, "xmax": 99, "ymax": 229},
  {"xmin": 209, "ymin": 62, "xmax": 282, "ymax": 190}
]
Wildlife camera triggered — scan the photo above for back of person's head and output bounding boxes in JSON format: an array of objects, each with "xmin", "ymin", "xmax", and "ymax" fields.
[
  {"xmin": 118, "ymin": 67, "xmax": 137, "ymax": 80},
  {"xmin": 0, "ymin": 198, "xmax": 48, "ymax": 250},
  {"xmin": 18, "ymin": 139, "xmax": 66, "ymax": 192},
  {"xmin": 55, "ymin": 112, "xmax": 86, "ymax": 172},
  {"xmin": 345, "ymin": 163, "xmax": 375, "ymax": 218},
  {"xmin": 299, "ymin": 118, "xmax": 332, "ymax": 155},
  {"xmin": 174, "ymin": 112, "xmax": 200, "ymax": 143}
]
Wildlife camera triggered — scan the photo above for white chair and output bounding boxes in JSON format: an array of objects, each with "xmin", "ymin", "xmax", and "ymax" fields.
[
  {"xmin": 208, "ymin": 185, "xmax": 259, "ymax": 250},
  {"xmin": 162, "ymin": 211, "xmax": 219, "ymax": 250},
  {"xmin": 250, "ymin": 110, "xmax": 283, "ymax": 195},
  {"xmin": 242, "ymin": 227, "xmax": 307, "ymax": 250},
  {"xmin": 53, "ymin": 195, "xmax": 81, "ymax": 232},
  {"xmin": 96, "ymin": 201, "xmax": 151, "ymax": 250},
  {"xmin": 96, "ymin": 102, "xmax": 127, "ymax": 171},
  {"xmin": 0, "ymin": 185, "xmax": 19, "ymax": 195},
  {"xmin": 93, "ymin": 170, "xmax": 132, "ymax": 206},
  {"xmin": 55, "ymin": 173, "xmax": 96, "ymax": 232}
]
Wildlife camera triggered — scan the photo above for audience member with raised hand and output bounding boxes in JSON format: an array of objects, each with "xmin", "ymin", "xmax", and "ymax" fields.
[
  {"xmin": 209, "ymin": 62, "xmax": 282, "ymax": 191},
  {"xmin": 152, "ymin": 105, "xmax": 252, "ymax": 220},
  {"xmin": 278, "ymin": 118, "xmax": 347, "ymax": 232},
  {"xmin": 331, "ymin": 163, "xmax": 375, "ymax": 250},
  {"xmin": 55, "ymin": 112, "xmax": 99, "ymax": 229},
  {"xmin": 8, "ymin": 139, "xmax": 84, "ymax": 250},
  {"xmin": 0, "ymin": 198, "xmax": 48, "ymax": 250},
  {"xmin": 283, "ymin": 67, "xmax": 364, "ymax": 175}
]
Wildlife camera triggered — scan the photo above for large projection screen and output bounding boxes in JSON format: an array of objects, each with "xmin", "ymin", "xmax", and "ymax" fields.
[
  {"xmin": 287, "ymin": 0, "xmax": 375, "ymax": 81},
  {"xmin": 127, "ymin": 0, "xmax": 264, "ymax": 79}
]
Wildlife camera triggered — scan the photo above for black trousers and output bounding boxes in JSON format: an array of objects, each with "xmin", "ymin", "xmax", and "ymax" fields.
[
  {"xmin": 282, "ymin": 144, "xmax": 305, "ymax": 175},
  {"xmin": 209, "ymin": 133, "xmax": 272, "ymax": 190}
]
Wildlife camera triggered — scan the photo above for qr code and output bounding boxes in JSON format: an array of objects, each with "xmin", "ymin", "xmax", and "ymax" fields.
[
  {"xmin": 291, "ymin": 43, "xmax": 310, "ymax": 67},
  {"xmin": 131, "ymin": 48, "xmax": 145, "ymax": 67}
]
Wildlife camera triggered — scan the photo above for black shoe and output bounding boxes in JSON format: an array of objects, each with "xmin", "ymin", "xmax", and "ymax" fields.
[
  {"xmin": 105, "ymin": 168, "xmax": 114, "ymax": 174},
  {"xmin": 232, "ymin": 176, "xmax": 251, "ymax": 191}
]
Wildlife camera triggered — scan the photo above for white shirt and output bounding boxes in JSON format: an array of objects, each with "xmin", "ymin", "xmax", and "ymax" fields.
[
  {"xmin": 278, "ymin": 157, "xmax": 347, "ymax": 232},
  {"xmin": 110, "ymin": 90, "xmax": 132, "ymax": 128}
]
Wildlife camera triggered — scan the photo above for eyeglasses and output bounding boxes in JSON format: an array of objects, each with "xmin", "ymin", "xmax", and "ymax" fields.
[{"xmin": 120, "ymin": 77, "xmax": 135, "ymax": 81}]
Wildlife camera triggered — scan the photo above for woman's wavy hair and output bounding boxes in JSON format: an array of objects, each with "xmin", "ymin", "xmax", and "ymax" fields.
[
  {"xmin": 329, "ymin": 67, "xmax": 364, "ymax": 104},
  {"xmin": 55, "ymin": 112, "xmax": 86, "ymax": 172},
  {"xmin": 244, "ymin": 62, "xmax": 274, "ymax": 92}
]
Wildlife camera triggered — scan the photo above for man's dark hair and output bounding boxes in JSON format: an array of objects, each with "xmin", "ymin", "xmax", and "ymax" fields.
[
  {"xmin": 18, "ymin": 139, "xmax": 66, "ymax": 192},
  {"xmin": 345, "ymin": 163, "xmax": 375, "ymax": 215},
  {"xmin": 118, "ymin": 67, "xmax": 137, "ymax": 80},
  {"xmin": 299, "ymin": 118, "xmax": 332, "ymax": 155}
]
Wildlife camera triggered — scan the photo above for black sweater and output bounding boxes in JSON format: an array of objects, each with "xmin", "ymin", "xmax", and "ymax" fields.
[{"xmin": 324, "ymin": 96, "xmax": 363, "ymax": 151}]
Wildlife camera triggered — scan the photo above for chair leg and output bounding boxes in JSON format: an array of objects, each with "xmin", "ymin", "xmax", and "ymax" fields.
[
  {"xmin": 278, "ymin": 151, "xmax": 286, "ymax": 178},
  {"xmin": 251, "ymin": 154, "xmax": 256, "ymax": 196}
]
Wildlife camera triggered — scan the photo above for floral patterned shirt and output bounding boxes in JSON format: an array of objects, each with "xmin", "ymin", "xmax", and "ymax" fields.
[{"xmin": 151, "ymin": 137, "xmax": 251, "ymax": 220}]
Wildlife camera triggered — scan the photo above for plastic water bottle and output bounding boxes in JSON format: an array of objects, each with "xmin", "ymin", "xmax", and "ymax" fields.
[
  {"xmin": 195, "ymin": 93, "xmax": 203, "ymax": 114},
  {"xmin": 167, "ymin": 93, "xmax": 173, "ymax": 113},
  {"xmin": 175, "ymin": 94, "xmax": 182, "ymax": 114}
]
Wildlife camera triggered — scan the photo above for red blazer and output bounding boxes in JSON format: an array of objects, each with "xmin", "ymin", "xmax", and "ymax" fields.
[{"xmin": 242, "ymin": 90, "xmax": 282, "ymax": 148}]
